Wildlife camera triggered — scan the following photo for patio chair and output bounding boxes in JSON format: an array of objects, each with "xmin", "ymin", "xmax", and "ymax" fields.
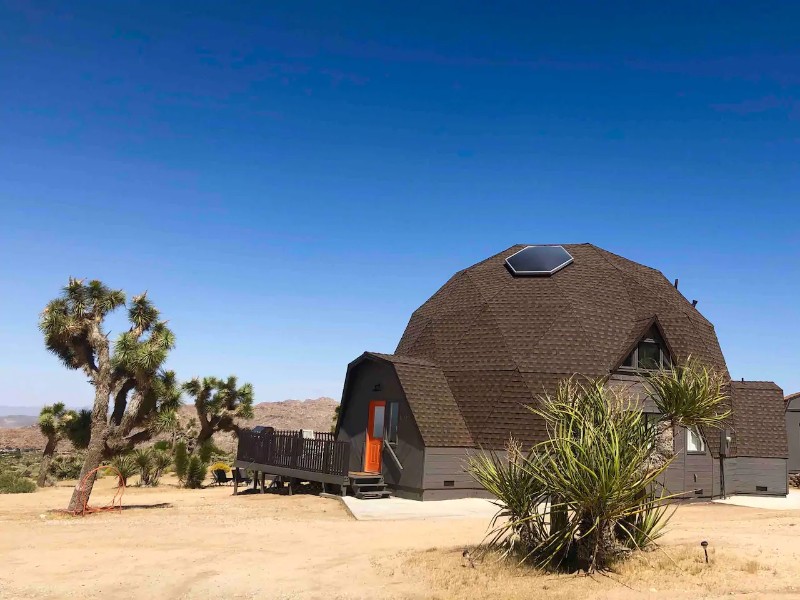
[
  {"xmin": 212, "ymin": 469, "xmax": 233, "ymax": 486},
  {"xmin": 232, "ymin": 468, "xmax": 252, "ymax": 486}
]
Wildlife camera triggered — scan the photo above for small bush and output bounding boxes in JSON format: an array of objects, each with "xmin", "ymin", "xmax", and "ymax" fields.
[
  {"xmin": 185, "ymin": 456, "xmax": 207, "ymax": 489},
  {"xmin": 134, "ymin": 448, "xmax": 154, "ymax": 486},
  {"xmin": 153, "ymin": 440, "xmax": 171, "ymax": 452},
  {"xmin": 149, "ymin": 450, "xmax": 172, "ymax": 486},
  {"xmin": 209, "ymin": 461, "xmax": 231, "ymax": 473},
  {"xmin": 0, "ymin": 472, "xmax": 37, "ymax": 494},
  {"xmin": 49, "ymin": 454, "xmax": 85, "ymax": 480},
  {"xmin": 109, "ymin": 454, "xmax": 137, "ymax": 485},
  {"xmin": 197, "ymin": 440, "xmax": 217, "ymax": 463},
  {"xmin": 174, "ymin": 441, "xmax": 189, "ymax": 484}
]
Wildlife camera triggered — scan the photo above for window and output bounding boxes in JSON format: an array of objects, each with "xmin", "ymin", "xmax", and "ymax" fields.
[
  {"xmin": 387, "ymin": 402, "xmax": 399, "ymax": 445},
  {"xmin": 643, "ymin": 412, "xmax": 660, "ymax": 435},
  {"xmin": 372, "ymin": 404, "xmax": 385, "ymax": 438},
  {"xmin": 687, "ymin": 427, "xmax": 705, "ymax": 453},
  {"xmin": 620, "ymin": 326, "xmax": 671, "ymax": 371},
  {"xmin": 638, "ymin": 341, "xmax": 662, "ymax": 369}
]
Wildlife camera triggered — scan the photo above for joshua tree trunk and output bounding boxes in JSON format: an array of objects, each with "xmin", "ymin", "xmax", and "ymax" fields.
[
  {"xmin": 66, "ymin": 380, "xmax": 111, "ymax": 513},
  {"xmin": 651, "ymin": 420, "xmax": 675, "ymax": 472},
  {"xmin": 37, "ymin": 437, "xmax": 57, "ymax": 487}
]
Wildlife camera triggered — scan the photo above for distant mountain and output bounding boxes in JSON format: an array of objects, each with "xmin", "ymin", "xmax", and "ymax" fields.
[
  {"xmin": 0, "ymin": 397, "xmax": 339, "ymax": 452},
  {"xmin": 0, "ymin": 415, "xmax": 38, "ymax": 428},
  {"xmin": 0, "ymin": 406, "xmax": 41, "ymax": 418}
]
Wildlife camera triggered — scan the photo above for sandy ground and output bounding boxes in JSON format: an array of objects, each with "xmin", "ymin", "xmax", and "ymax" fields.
[{"xmin": 2, "ymin": 477, "xmax": 800, "ymax": 600}]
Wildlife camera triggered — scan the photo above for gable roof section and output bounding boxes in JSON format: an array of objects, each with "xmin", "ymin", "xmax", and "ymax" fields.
[
  {"xmin": 729, "ymin": 381, "xmax": 788, "ymax": 459},
  {"xmin": 365, "ymin": 353, "xmax": 474, "ymax": 447},
  {"xmin": 786, "ymin": 391, "xmax": 800, "ymax": 411},
  {"xmin": 610, "ymin": 315, "xmax": 676, "ymax": 372}
]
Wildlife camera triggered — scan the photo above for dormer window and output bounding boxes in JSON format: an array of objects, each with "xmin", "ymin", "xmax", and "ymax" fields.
[{"xmin": 620, "ymin": 326, "xmax": 671, "ymax": 371}]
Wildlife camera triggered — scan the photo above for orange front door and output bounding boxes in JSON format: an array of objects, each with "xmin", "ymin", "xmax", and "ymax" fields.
[{"xmin": 364, "ymin": 400, "xmax": 385, "ymax": 473}]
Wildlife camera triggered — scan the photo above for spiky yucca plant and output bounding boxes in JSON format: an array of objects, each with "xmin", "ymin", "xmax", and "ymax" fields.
[
  {"xmin": 110, "ymin": 454, "xmax": 137, "ymax": 486},
  {"xmin": 528, "ymin": 380, "xmax": 676, "ymax": 571},
  {"xmin": 469, "ymin": 380, "xmax": 675, "ymax": 571},
  {"xmin": 133, "ymin": 448, "xmax": 154, "ymax": 486},
  {"xmin": 149, "ymin": 450, "xmax": 172, "ymax": 486},
  {"xmin": 645, "ymin": 358, "xmax": 730, "ymax": 471},
  {"xmin": 467, "ymin": 439, "xmax": 548, "ymax": 558},
  {"xmin": 468, "ymin": 360, "xmax": 730, "ymax": 573}
]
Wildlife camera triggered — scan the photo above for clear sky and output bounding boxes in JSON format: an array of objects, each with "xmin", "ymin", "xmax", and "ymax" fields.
[{"xmin": 0, "ymin": 2, "xmax": 798, "ymax": 409}]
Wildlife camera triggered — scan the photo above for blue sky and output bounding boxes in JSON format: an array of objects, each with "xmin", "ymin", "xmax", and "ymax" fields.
[{"xmin": 0, "ymin": 1, "xmax": 798, "ymax": 409}]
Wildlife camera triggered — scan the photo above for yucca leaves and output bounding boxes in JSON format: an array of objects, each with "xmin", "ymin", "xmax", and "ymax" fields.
[
  {"xmin": 468, "ymin": 378, "xmax": 681, "ymax": 572},
  {"xmin": 645, "ymin": 357, "xmax": 730, "ymax": 428},
  {"xmin": 183, "ymin": 375, "xmax": 255, "ymax": 443}
]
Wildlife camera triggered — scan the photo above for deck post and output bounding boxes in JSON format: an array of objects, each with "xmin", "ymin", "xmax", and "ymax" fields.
[
  {"xmin": 233, "ymin": 476, "xmax": 239, "ymax": 496},
  {"xmin": 260, "ymin": 471, "xmax": 266, "ymax": 494}
]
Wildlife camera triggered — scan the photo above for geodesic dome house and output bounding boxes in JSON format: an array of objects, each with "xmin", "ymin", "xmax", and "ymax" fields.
[{"xmin": 335, "ymin": 244, "xmax": 788, "ymax": 500}]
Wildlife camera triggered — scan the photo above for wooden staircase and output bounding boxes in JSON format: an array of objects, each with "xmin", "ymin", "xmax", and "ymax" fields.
[{"xmin": 349, "ymin": 472, "xmax": 392, "ymax": 499}]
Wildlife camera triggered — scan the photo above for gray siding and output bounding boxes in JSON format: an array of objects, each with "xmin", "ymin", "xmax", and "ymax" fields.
[
  {"xmin": 662, "ymin": 425, "xmax": 716, "ymax": 498},
  {"xmin": 724, "ymin": 457, "xmax": 788, "ymax": 496},
  {"xmin": 336, "ymin": 359, "xmax": 425, "ymax": 491},
  {"xmin": 423, "ymin": 447, "xmax": 485, "ymax": 492},
  {"xmin": 786, "ymin": 408, "xmax": 800, "ymax": 473}
]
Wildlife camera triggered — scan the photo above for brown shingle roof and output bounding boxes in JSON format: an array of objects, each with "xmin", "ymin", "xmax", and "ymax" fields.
[
  {"xmin": 729, "ymin": 381, "xmax": 788, "ymax": 458},
  {"xmin": 390, "ymin": 244, "xmax": 783, "ymax": 454},
  {"xmin": 365, "ymin": 353, "xmax": 473, "ymax": 447}
]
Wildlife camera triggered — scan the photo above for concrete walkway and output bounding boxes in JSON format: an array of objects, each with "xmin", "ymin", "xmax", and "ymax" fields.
[
  {"xmin": 341, "ymin": 495, "xmax": 498, "ymax": 521},
  {"xmin": 713, "ymin": 489, "xmax": 800, "ymax": 510}
]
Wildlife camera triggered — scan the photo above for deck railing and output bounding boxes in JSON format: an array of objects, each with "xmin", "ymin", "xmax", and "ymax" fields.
[{"xmin": 236, "ymin": 428, "xmax": 350, "ymax": 477}]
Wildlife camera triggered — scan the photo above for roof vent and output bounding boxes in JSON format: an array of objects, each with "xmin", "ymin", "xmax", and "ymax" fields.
[{"xmin": 505, "ymin": 245, "xmax": 574, "ymax": 277}]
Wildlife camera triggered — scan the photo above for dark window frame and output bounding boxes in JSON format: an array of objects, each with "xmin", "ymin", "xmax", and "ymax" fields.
[
  {"xmin": 618, "ymin": 332, "xmax": 672, "ymax": 373},
  {"xmin": 386, "ymin": 401, "xmax": 399, "ymax": 447}
]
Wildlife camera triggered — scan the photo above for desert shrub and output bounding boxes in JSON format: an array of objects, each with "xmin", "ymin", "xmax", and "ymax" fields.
[
  {"xmin": 49, "ymin": 454, "xmax": 85, "ymax": 480},
  {"xmin": 467, "ymin": 440, "xmax": 547, "ymax": 558},
  {"xmin": 149, "ymin": 450, "xmax": 172, "ymax": 486},
  {"xmin": 109, "ymin": 454, "xmax": 137, "ymax": 486},
  {"xmin": 619, "ymin": 489, "xmax": 674, "ymax": 550},
  {"xmin": 133, "ymin": 448, "xmax": 154, "ymax": 486},
  {"xmin": 0, "ymin": 472, "xmax": 37, "ymax": 494},
  {"xmin": 153, "ymin": 440, "xmax": 171, "ymax": 452},
  {"xmin": 185, "ymin": 455, "xmax": 207, "ymax": 489},
  {"xmin": 174, "ymin": 441, "xmax": 189, "ymax": 484},
  {"xmin": 209, "ymin": 461, "xmax": 231, "ymax": 473},
  {"xmin": 469, "ymin": 379, "xmax": 675, "ymax": 573}
]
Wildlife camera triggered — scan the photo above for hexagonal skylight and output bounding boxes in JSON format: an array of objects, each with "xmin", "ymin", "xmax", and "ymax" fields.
[{"xmin": 505, "ymin": 245, "xmax": 574, "ymax": 277}]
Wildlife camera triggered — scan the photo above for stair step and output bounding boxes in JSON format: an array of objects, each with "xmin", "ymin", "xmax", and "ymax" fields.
[
  {"xmin": 350, "ymin": 476, "xmax": 384, "ymax": 484},
  {"xmin": 355, "ymin": 490, "xmax": 392, "ymax": 499},
  {"xmin": 351, "ymin": 482, "xmax": 387, "ymax": 492}
]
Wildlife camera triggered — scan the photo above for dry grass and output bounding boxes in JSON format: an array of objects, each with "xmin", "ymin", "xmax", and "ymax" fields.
[
  {"xmin": 2, "ymin": 480, "xmax": 800, "ymax": 599},
  {"xmin": 392, "ymin": 540, "xmax": 797, "ymax": 600}
]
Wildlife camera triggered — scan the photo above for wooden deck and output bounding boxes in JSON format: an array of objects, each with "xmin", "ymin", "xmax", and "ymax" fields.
[{"xmin": 235, "ymin": 428, "xmax": 352, "ymax": 493}]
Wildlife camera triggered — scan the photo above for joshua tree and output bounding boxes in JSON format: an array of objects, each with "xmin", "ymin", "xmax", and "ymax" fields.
[
  {"xmin": 183, "ymin": 375, "xmax": 254, "ymax": 446},
  {"xmin": 37, "ymin": 403, "xmax": 76, "ymax": 486},
  {"xmin": 644, "ymin": 357, "xmax": 730, "ymax": 471},
  {"xmin": 39, "ymin": 278, "xmax": 176, "ymax": 512}
]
